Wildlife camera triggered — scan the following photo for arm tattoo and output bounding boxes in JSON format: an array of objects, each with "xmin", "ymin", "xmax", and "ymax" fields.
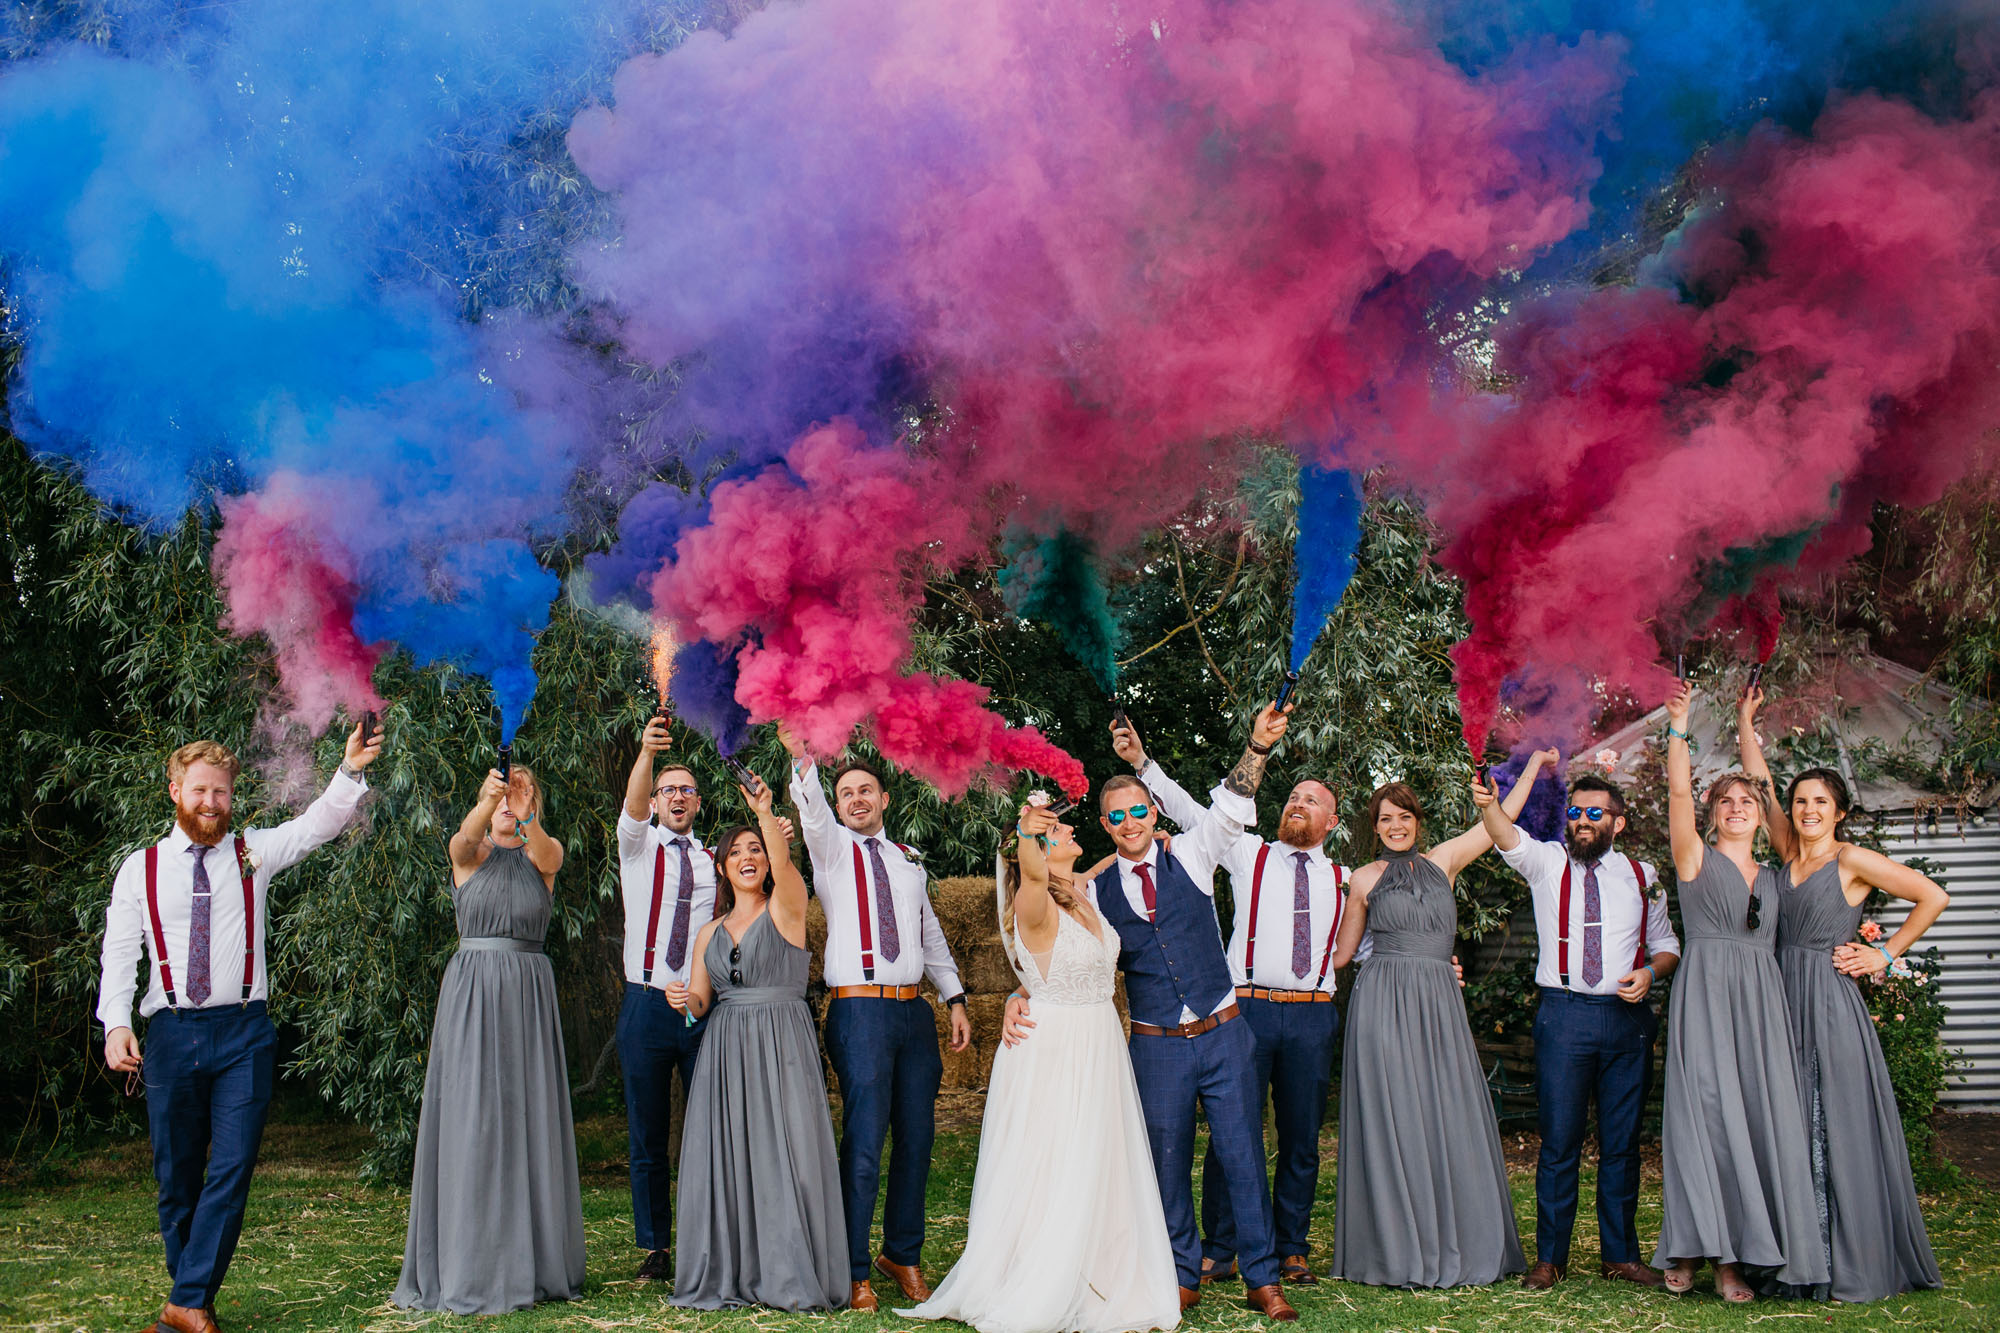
[{"xmin": 1223, "ymin": 744, "xmax": 1270, "ymax": 798}]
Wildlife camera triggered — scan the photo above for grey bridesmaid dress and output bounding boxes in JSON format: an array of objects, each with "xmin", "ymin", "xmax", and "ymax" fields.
[
  {"xmin": 1653, "ymin": 848, "xmax": 1828, "ymax": 1286},
  {"xmin": 1330, "ymin": 850, "xmax": 1525, "ymax": 1287},
  {"xmin": 672, "ymin": 909, "xmax": 848, "ymax": 1310},
  {"xmin": 394, "ymin": 844, "xmax": 586, "ymax": 1314},
  {"xmin": 1774, "ymin": 861, "xmax": 1941, "ymax": 1302}
]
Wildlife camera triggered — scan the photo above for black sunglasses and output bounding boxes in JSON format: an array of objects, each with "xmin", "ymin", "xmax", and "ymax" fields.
[
  {"xmin": 1565, "ymin": 805, "xmax": 1610, "ymax": 822},
  {"xmin": 1746, "ymin": 890, "xmax": 1762, "ymax": 932},
  {"xmin": 729, "ymin": 942, "xmax": 742, "ymax": 987}
]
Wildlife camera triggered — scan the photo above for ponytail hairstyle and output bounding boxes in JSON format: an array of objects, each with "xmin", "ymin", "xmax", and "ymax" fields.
[{"xmin": 1784, "ymin": 767, "xmax": 1854, "ymax": 840}]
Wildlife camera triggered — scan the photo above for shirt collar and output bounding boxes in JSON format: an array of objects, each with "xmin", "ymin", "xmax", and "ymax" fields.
[{"xmin": 1271, "ymin": 839, "xmax": 1330, "ymax": 867}]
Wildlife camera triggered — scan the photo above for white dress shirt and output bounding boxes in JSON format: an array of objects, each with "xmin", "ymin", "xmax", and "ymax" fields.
[
  {"xmin": 1499, "ymin": 832, "xmax": 1681, "ymax": 995},
  {"xmin": 1142, "ymin": 760, "xmax": 1368, "ymax": 992},
  {"xmin": 1083, "ymin": 773, "xmax": 1255, "ymax": 1021},
  {"xmin": 789, "ymin": 760, "xmax": 964, "ymax": 1000},
  {"xmin": 616, "ymin": 812, "xmax": 718, "ymax": 988},
  {"xmin": 97, "ymin": 769, "xmax": 368, "ymax": 1032}
]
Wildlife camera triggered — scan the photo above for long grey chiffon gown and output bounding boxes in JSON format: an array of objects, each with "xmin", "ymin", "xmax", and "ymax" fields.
[
  {"xmin": 394, "ymin": 844, "xmax": 586, "ymax": 1314},
  {"xmin": 1774, "ymin": 861, "xmax": 1941, "ymax": 1302},
  {"xmin": 1330, "ymin": 850, "xmax": 1524, "ymax": 1287},
  {"xmin": 672, "ymin": 909, "xmax": 848, "ymax": 1310},
  {"xmin": 1653, "ymin": 848, "xmax": 1828, "ymax": 1286}
]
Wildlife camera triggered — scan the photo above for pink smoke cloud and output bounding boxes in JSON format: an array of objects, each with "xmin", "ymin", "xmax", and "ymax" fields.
[{"xmin": 213, "ymin": 480, "xmax": 384, "ymax": 733}]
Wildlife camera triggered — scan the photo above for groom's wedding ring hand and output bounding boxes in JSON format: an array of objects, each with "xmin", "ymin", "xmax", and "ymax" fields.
[{"xmin": 1001, "ymin": 993, "xmax": 1035, "ymax": 1047}]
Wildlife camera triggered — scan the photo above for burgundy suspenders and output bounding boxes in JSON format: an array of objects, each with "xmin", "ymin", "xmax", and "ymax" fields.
[{"xmin": 143, "ymin": 835, "xmax": 256, "ymax": 1007}]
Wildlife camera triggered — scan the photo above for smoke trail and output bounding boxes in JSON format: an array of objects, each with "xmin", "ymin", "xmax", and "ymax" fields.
[
  {"xmin": 0, "ymin": 2, "xmax": 643, "ymax": 741},
  {"xmin": 572, "ymin": 0, "xmax": 1621, "ymax": 785},
  {"xmin": 996, "ymin": 529, "xmax": 1122, "ymax": 695},
  {"xmin": 669, "ymin": 638, "xmax": 752, "ymax": 757},
  {"xmin": 1289, "ymin": 468, "xmax": 1365, "ymax": 674}
]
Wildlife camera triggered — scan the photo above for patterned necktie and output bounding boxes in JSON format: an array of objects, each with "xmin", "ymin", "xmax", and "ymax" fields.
[
  {"xmin": 1581, "ymin": 859, "xmax": 1604, "ymax": 988},
  {"xmin": 187, "ymin": 843, "xmax": 213, "ymax": 1007},
  {"xmin": 1134, "ymin": 861, "xmax": 1157, "ymax": 921},
  {"xmin": 664, "ymin": 837, "xmax": 696, "ymax": 971},
  {"xmin": 865, "ymin": 837, "xmax": 901, "ymax": 962},
  {"xmin": 1291, "ymin": 851, "xmax": 1313, "ymax": 977}
]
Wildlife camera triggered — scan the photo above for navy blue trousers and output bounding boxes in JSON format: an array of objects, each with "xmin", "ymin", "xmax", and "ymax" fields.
[
  {"xmin": 1133, "ymin": 1013, "xmax": 1279, "ymax": 1289},
  {"xmin": 1201, "ymin": 995, "xmax": 1340, "ymax": 1265},
  {"xmin": 1533, "ymin": 988, "xmax": 1657, "ymax": 1268},
  {"xmin": 144, "ymin": 1002, "xmax": 276, "ymax": 1310},
  {"xmin": 616, "ymin": 983, "xmax": 707, "ymax": 1252},
  {"xmin": 824, "ymin": 996, "xmax": 941, "ymax": 1281}
]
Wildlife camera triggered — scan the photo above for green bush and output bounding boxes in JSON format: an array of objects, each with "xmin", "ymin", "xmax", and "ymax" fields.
[{"xmin": 1862, "ymin": 943, "xmax": 1965, "ymax": 1188}]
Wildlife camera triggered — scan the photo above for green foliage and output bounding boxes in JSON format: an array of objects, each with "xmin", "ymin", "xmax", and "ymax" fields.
[{"xmin": 1863, "ymin": 945, "xmax": 1966, "ymax": 1188}]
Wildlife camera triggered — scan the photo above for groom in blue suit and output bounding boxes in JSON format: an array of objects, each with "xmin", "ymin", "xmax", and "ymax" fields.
[{"xmin": 1014, "ymin": 702, "xmax": 1297, "ymax": 1321}]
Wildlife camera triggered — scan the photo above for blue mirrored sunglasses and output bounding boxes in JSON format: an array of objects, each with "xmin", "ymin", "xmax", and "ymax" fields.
[
  {"xmin": 1105, "ymin": 803, "xmax": 1151, "ymax": 826},
  {"xmin": 1565, "ymin": 805, "xmax": 1609, "ymax": 821}
]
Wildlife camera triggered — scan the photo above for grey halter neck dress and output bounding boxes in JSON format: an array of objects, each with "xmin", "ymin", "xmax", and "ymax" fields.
[
  {"xmin": 1653, "ymin": 846, "xmax": 1828, "ymax": 1286},
  {"xmin": 1772, "ymin": 859, "xmax": 1940, "ymax": 1302},
  {"xmin": 1330, "ymin": 849, "xmax": 1524, "ymax": 1287},
  {"xmin": 394, "ymin": 843, "xmax": 586, "ymax": 1314}
]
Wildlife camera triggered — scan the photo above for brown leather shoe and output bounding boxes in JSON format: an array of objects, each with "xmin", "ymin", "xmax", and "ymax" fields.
[
  {"xmin": 155, "ymin": 1306, "xmax": 218, "ymax": 1333},
  {"xmin": 848, "ymin": 1280, "xmax": 878, "ymax": 1312},
  {"xmin": 1199, "ymin": 1256, "xmax": 1237, "ymax": 1284},
  {"xmin": 873, "ymin": 1255, "xmax": 931, "ymax": 1301},
  {"xmin": 1278, "ymin": 1255, "xmax": 1317, "ymax": 1285},
  {"xmin": 1600, "ymin": 1260, "xmax": 1666, "ymax": 1289},
  {"xmin": 1521, "ymin": 1261, "xmax": 1565, "ymax": 1289},
  {"xmin": 1178, "ymin": 1286, "xmax": 1201, "ymax": 1311},
  {"xmin": 1244, "ymin": 1284, "xmax": 1299, "ymax": 1322},
  {"xmin": 205, "ymin": 1309, "xmax": 224, "ymax": 1333}
]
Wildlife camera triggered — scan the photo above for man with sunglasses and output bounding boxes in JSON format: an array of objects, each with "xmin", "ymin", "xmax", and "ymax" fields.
[
  {"xmin": 1478, "ymin": 753, "xmax": 1680, "ymax": 1292},
  {"xmin": 1009, "ymin": 702, "xmax": 1299, "ymax": 1321},
  {"xmin": 780, "ymin": 723, "xmax": 971, "ymax": 1313},
  {"xmin": 615, "ymin": 716, "xmax": 719, "ymax": 1282},
  {"xmin": 1116, "ymin": 723, "xmax": 1369, "ymax": 1291}
]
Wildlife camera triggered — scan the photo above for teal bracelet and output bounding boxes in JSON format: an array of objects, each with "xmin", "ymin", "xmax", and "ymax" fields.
[
  {"xmin": 1876, "ymin": 942, "xmax": 1898, "ymax": 969},
  {"xmin": 1644, "ymin": 963, "xmax": 1657, "ymax": 982}
]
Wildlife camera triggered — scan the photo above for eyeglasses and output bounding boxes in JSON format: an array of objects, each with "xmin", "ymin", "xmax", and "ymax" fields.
[
  {"xmin": 655, "ymin": 784, "xmax": 697, "ymax": 799},
  {"xmin": 1105, "ymin": 803, "xmax": 1151, "ymax": 826},
  {"xmin": 1746, "ymin": 891, "xmax": 1762, "ymax": 932},
  {"xmin": 1565, "ymin": 806, "xmax": 1610, "ymax": 822},
  {"xmin": 729, "ymin": 943, "xmax": 742, "ymax": 987}
]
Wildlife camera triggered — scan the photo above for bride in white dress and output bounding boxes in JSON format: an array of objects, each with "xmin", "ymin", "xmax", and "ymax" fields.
[{"xmin": 901, "ymin": 800, "xmax": 1179, "ymax": 1333}]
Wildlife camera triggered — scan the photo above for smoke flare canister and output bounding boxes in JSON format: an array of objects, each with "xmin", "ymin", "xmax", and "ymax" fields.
[
  {"xmin": 1273, "ymin": 670, "xmax": 1300, "ymax": 711},
  {"xmin": 722, "ymin": 752, "xmax": 762, "ymax": 796},
  {"xmin": 497, "ymin": 743, "xmax": 512, "ymax": 783}
]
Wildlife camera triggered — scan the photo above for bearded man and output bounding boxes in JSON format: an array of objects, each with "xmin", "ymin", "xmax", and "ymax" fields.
[
  {"xmin": 99, "ymin": 726, "xmax": 381, "ymax": 1333},
  {"xmin": 1480, "ymin": 758, "xmax": 1681, "ymax": 1292},
  {"xmin": 1123, "ymin": 722, "xmax": 1378, "ymax": 1289}
]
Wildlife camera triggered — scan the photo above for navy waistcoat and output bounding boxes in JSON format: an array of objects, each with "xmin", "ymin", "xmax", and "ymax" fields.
[{"xmin": 1095, "ymin": 847, "xmax": 1234, "ymax": 1027}]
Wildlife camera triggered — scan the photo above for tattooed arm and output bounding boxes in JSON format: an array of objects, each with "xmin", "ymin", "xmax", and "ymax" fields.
[{"xmin": 1222, "ymin": 702, "xmax": 1289, "ymax": 798}]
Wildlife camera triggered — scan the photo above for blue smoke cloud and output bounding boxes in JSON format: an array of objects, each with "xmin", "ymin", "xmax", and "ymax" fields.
[
  {"xmin": 671, "ymin": 638, "xmax": 751, "ymax": 756},
  {"xmin": 0, "ymin": 2, "xmax": 659, "ymax": 741},
  {"xmin": 1289, "ymin": 467, "xmax": 1365, "ymax": 673}
]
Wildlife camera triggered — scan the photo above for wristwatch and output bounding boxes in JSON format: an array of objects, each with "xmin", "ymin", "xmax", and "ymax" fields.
[{"xmin": 945, "ymin": 994, "xmax": 969, "ymax": 1010}]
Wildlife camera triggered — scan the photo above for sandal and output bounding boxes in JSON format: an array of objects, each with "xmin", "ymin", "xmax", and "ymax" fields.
[
  {"xmin": 1715, "ymin": 1263, "xmax": 1755, "ymax": 1303},
  {"xmin": 1663, "ymin": 1261, "xmax": 1698, "ymax": 1294}
]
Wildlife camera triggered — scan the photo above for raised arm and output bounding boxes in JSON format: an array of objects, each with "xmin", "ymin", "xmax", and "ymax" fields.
[
  {"xmin": 1478, "ymin": 748, "xmax": 1558, "ymax": 854},
  {"xmin": 623, "ymin": 715, "xmax": 670, "ymax": 821},
  {"xmin": 779, "ymin": 721, "xmax": 849, "ymax": 872},
  {"xmin": 1831, "ymin": 845, "xmax": 1950, "ymax": 979},
  {"xmin": 1737, "ymin": 684, "xmax": 1794, "ymax": 862},
  {"xmin": 1176, "ymin": 703, "xmax": 1289, "ymax": 881},
  {"xmin": 1432, "ymin": 756, "xmax": 1543, "ymax": 881},
  {"xmin": 1011, "ymin": 804, "xmax": 1061, "ymax": 945},
  {"xmin": 449, "ymin": 770, "xmax": 509, "ymax": 876},
  {"xmin": 1665, "ymin": 681, "xmax": 1703, "ymax": 881},
  {"xmin": 248, "ymin": 721, "xmax": 379, "ymax": 874},
  {"xmin": 743, "ymin": 771, "xmax": 809, "ymax": 947}
]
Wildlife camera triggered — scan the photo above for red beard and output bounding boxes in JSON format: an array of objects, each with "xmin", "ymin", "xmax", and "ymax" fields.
[{"xmin": 176, "ymin": 806, "xmax": 232, "ymax": 845}]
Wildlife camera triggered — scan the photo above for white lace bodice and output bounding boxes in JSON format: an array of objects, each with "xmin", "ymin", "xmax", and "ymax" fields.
[{"xmin": 1014, "ymin": 909, "xmax": 1119, "ymax": 1007}]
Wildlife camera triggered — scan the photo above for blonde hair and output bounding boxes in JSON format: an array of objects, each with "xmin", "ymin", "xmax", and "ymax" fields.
[
  {"xmin": 168, "ymin": 740, "xmax": 241, "ymax": 785},
  {"xmin": 504, "ymin": 765, "xmax": 545, "ymax": 818},
  {"xmin": 999, "ymin": 841, "xmax": 1084, "ymax": 960}
]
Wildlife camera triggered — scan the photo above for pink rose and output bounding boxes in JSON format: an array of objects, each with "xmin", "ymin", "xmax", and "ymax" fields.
[
  {"xmin": 1859, "ymin": 921, "xmax": 1884, "ymax": 943},
  {"xmin": 1896, "ymin": 1013, "xmax": 1907, "ymax": 1022}
]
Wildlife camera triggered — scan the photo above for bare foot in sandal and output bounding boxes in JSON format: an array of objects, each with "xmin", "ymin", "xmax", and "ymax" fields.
[
  {"xmin": 1664, "ymin": 1259, "xmax": 1699, "ymax": 1293},
  {"xmin": 1715, "ymin": 1263, "xmax": 1755, "ymax": 1302}
]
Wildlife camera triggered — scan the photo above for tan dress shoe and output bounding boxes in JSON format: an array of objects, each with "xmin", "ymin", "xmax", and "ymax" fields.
[
  {"xmin": 1600, "ymin": 1260, "xmax": 1666, "ymax": 1288},
  {"xmin": 1244, "ymin": 1283, "xmax": 1299, "ymax": 1321},
  {"xmin": 1278, "ymin": 1255, "xmax": 1316, "ymax": 1285},
  {"xmin": 848, "ymin": 1280, "xmax": 878, "ymax": 1312},
  {"xmin": 1178, "ymin": 1286, "xmax": 1201, "ymax": 1311},
  {"xmin": 873, "ymin": 1255, "xmax": 931, "ymax": 1301},
  {"xmin": 1199, "ymin": 1256, "xmax": 1237, "ymax": 1284},
  {"xmin": 154, "ymin": 1305, "xmax": 218, "ymax": 1333},
  {"xmin": 1521, "ymin": 1260, "xmax": 1564, "ymax": 1289}
]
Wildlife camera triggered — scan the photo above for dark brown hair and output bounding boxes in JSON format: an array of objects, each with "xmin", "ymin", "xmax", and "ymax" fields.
[
  {"xmin": 1567, "ymin": 773, "xmax": 1626, "ymax": 815},
  {"xmin": 1363, "ymin": 782, "xmax": 1426, "ymax": 859},
  {"xmin": 831, "ymin": 759, "xmax": 889, "ymax": 794},
  {"xmin": 710, "ymin": 824, "xmax": 769, "ymax": 918},
  {"xmin": 1099, "ymin": 773, "xmax": 1152, "ymax": 812},
  {"xmin": 1784, "ymin": 767, "xmax": 1853, "ymax": 839}
]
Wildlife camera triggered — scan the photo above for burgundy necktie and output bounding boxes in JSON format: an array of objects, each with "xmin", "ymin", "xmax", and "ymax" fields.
[
  {"xmin": 865, "ymin": 837, "xmax": 901, "ymax": 962},
  {"xmin": 187, "ymin": 844, "xmax": 213, "ymax": 1007},
  {"xmin": 664, "ymin": 837, "xmax": 696, "ymax": 971},
  {"xmin": 1581, "ymin": 860, "xmax": 1604, "ymax": 988},
  {"xmin": 1134, "ymin": 862, "xmax": 1157, "ymax": 921},
  {"xmin": 1291, "ymin": 851, "xmax": 1313, "ymax": 977}
]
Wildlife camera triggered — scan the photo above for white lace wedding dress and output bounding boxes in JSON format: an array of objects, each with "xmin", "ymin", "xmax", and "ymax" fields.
[{"xmin": 902, "ymin": 909, "xmax": 1180, "ymax": 1333}]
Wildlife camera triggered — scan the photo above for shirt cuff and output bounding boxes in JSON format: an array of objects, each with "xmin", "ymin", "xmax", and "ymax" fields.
[
  {"xmin": 331, "ymin": 765, "xmax": 369, "ymax": 797},
  {"xmin": 1206, "ymin": 782, "xmax": 1255, "ymax": 827}
]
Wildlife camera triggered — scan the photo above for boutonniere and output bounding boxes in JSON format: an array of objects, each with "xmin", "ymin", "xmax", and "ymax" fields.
[{"xmin": 242, "ymin": 846, "xmax": 264, "ymax": 873}]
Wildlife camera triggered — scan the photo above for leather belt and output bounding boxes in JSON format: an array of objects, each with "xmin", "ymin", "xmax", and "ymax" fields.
[
  {"xmin": 830, "ymin": 984, "xmax": 922, "ymax": 1001},
  {"xmin": 1236, "ymin": 985, "xmax": 1333, "ymax": 1004},
  {"xmin": 1130, "ymin": 1002, "xmax": 1241, "ymax": 1038}
]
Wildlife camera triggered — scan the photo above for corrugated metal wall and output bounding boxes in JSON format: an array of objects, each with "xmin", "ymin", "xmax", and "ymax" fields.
[{"xmin": 1878, "ymin": 809, "xmax": 2000, "ymax": 1110}]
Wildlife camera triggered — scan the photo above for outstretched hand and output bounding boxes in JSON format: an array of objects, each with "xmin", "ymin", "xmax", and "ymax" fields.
[
  {"xmin": 1740, "ymin": 681, "xmax": 1765, "ymax": 720},
  {"xmin": 1109, "ymin": 716, "xmax": 1146, "ymax": 770},
  {"xmin": 1665, "ymin": 680, "xmax": 1694, "ymax": 729},
  {"xmin": 776, "ymin": 720, "xmax": 807, "ymax": 761},
  {"xmin": 1251, "ymin": 701, "xmax": 1289, "ymax": 750},
  {"xmin": 640, "ymin": 716, "xmax": 671, "ymax": 754},
  {"xmin": 344, "ymin": 719, "xmax": 385, "ymax": 771}
]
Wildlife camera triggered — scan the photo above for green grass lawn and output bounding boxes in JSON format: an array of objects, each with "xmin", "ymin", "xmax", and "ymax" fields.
[{"xmin": 5, "ymin": 1112, "xmax": 1996, "ymax": 1333}]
